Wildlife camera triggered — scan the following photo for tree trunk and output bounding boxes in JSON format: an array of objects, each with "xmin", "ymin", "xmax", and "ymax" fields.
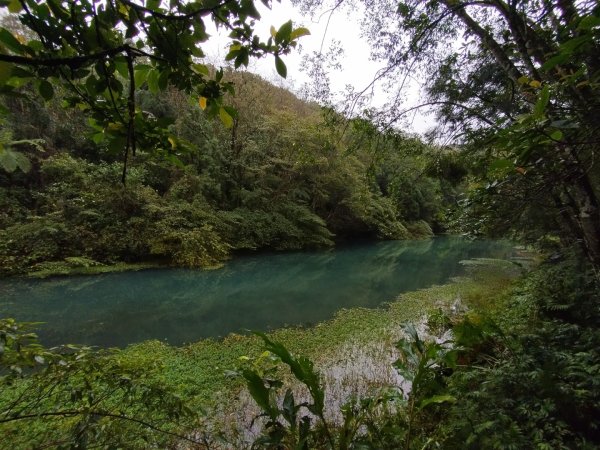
[{"xmin": 571, "ymin": 179, "xmax": 600, "ymax": 266}]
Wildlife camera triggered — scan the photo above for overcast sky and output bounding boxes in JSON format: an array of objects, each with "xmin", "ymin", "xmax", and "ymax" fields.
[{"xmin": 204, "ymin": 0, "xmax": 434, "ymax": 135}]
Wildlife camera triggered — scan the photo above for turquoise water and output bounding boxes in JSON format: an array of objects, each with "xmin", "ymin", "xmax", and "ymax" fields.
[{"xmin": 0, "ymin": 237, "xmax": 513, "ymax": 347}]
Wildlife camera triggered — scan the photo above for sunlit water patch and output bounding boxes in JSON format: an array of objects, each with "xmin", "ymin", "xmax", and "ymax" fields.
[{"xmin": 0, "ymin": 237, "xmax": 514, "ymax": 347}]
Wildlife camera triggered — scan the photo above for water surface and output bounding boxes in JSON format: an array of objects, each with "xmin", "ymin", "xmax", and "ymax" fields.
[{"xmin": 0, "ymin": 237, "xmax": 513, "ymax": 347}]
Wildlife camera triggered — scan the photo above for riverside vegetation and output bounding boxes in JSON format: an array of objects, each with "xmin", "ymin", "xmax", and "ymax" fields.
[
  {"xmin": 1, "ymin": 0, "xmax": 600, "ymax": 449},
  {"xmin": 0, "ymin": 70, "xmax": 449, "ymax": 277}
]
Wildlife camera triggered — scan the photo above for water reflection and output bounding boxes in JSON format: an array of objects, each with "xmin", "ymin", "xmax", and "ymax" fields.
[{"xmin": 0, "ymin": 237, "xmax": 513, "ymax": 347}]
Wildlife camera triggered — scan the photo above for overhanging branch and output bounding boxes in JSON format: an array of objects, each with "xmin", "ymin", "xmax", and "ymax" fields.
[{"xmin": 0, "ymin": 45, "xmax": 163, "ymax": 69}]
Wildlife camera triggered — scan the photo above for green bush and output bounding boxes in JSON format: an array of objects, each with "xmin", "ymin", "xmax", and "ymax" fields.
[
  {"xmin": 405, "ymin": 220, "xmax": 434, "ymax": 239},
  {"xmin": 0, "ymin": 215, "xmax": 76, "ymax": 274},
  {"xmin": 436, "ymin": 259, "xmax": 600, "ymax": 448},
  {"xmin": 0, "ymin": 319, "xmax": 199, "ymax": 449},
  {"xmin": 150, "ymin": 225, "xmax": 231, "ymax": 268}
]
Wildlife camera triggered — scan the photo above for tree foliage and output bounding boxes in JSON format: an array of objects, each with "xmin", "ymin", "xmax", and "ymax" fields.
[
  {"xmin": 0, "ymin": 0, "xmax": 310, "ymax": 181},
  {"xmin": 295, "ymin": 0, "xmax": 600, "ymax": 266},
  {"xmin": 0, "ymin": 318, "xmax": 206, "ymax": 449},
  {"xmin": 0, "ymin": 70, "xmax": 453, "ymax": 275}
]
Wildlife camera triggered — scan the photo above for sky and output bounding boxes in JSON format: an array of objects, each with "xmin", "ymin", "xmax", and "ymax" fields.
[
  {"xmin": 205, "ymin": 0, "xmax": 380, "ymax": 93},
  {"xmin": 203, "ymin": 0, "xmax": 433, "ymax": 135},
  {"xmin": 0, "ymin": 0, "xmax": 433, "ymax": 134}
]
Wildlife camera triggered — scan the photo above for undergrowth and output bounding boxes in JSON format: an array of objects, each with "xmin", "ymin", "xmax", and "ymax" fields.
[{"xmin": 236, "ymin": 256, "xmax": 600, "ymax": 449}]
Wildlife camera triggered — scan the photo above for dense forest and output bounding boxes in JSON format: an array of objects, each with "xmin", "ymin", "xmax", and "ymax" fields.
[
  {"xmin": 0, "ymin": 69, "xmax": 458, "ymax": 277},
  {"xmin": 1, "ymin": 0, "xmax": 599, "ymax": 449}
]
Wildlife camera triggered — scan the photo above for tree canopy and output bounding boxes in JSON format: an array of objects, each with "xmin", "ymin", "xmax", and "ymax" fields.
[
  {"xmin": 296, "ymin": 0, "xmax": 600, "ymax": 266},
  {"xmin": 0, "ymin": 0, "xmax": 309, "ymax": 180}
]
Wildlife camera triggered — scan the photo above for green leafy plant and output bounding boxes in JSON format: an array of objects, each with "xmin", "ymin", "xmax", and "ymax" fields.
[
  {"xmin": 241, "ymin": 325, "xmax": 461, "ymax": 449},
  {"xmin": 240, "ymin": 332, "xmax": 334, "ymax": 449},
  {"xmin": 0, "ymin": 318, "xmax": 205, "ymax": 449},
  {"xmin": 392, "ymin": 323, "xmax": 457, "ymax": 449}
]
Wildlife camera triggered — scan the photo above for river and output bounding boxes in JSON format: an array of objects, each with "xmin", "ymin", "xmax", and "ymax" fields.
[{"xmin": 0, "ymin": 237, "xmax": 514, "ymax": 347}]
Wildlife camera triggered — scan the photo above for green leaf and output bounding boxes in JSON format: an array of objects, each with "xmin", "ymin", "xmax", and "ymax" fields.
[
  {"xmin": 119, "ymin": 2, "xmax": 131, "ymax": 18},
  {"xmin": 559, "ymin": 35, "xmax": 588, "ymax": 53},
  {"xmin": 225, "ymin": 44, "xmax": 240, "ymax": 61},
  {"xmin": 91, "ymin": 132, "xmax": 105, "ymax": 144},
  {"xmin": 146, "ymin": 0, "xmax": 161, "ymax": 10},
  {"xmin": 550, "ymin": 130, "xmax": 563, "ymax": 141},
  {"xmin": 223, "ymin": 105, "xmax": 238, "ymax": 119},
  {"xmin": 281, "ymin": 389, "xmax": 297, "ymax": 426},
  {"xmin": 192, "ymin": 64, "xmax": 209, "ymax": 76},
  {"xmin": 167, "ymin": 135, "xmax": 177, "ymax": 149},
  {"xmin": 240, "ymin": 0, "xmax": 261, "ymax": 19},
  {"xmin": 290, "ymin": 27, "xmax": 311, "ymax": 40},
  {"xmin": 114, "ymin": 57, "xmax": 129, "ymax": 79},
  {"xmin": 46, "ymin": 0, "xmax": 69, "ymax": 20},
  {"xmin": 533, "ymin": 85, "xmax": 550, "ymax": 118},
  {"xmin": 0, "ymin": 146, "xmax": 32, "ymax": 173},
  {"xmin": 193, "ymin": 20, "xmax": 208, "ymax": 42},
  {"xmin": 242, "ymin": 369, "xmax": 276, "ymax": 418},
  {"xmin": 0, "ymin": 28, "xmax": 23, "ymax": 53},
  {"xmin": 7, "ymin": 0, "xmax": 22, "ymax": 13},
  {"xmin": 578, "ymin": 15, "xmax": 600, "ymax": 30},
  {"xmin": 107, "ymin": 134, "xmax": 127, "ymax": 154},
  {"xmin": 0, "ymin": 147, "xmax": 17, "ymax": 172},
  {"xmin": 397, "ymin": 2, "xmax": 409, "ymax": 15},
  {"xmin": 0, "ymin": 61, "xmax": 13, "ymax": 84},
  {"xmin": 255, "ymin": 333, "xmax": 325, "ymax": 415},
  {"xmin": 418, "ymin": 394, "xmax": 456, "ymax": 410},
  {"xmin": 541, "ymin": 53, "xmax": 570, "ymax": 71},
  {"xmin": 85, "ymin": 75, "xmax": 99, "ymax": 95},
  {"xmin": 550, "ymin": 119, "xmax": 578, "ymax": 129},
  {"xmin": 489, "ymin": 159, "xmax": 513, "ymax": 171},
  {"xmin": 38, "ymin": 79, "xmax": 54, "ymax": 101},
  {"xmin": 158, "ymin": 68, "xmax": 170, "ymax": 91},
  {"xmin": 234, "ymin": 48, "xmax": 249, "ymax": 68},
  {"xmin": 219, "ymin": 107, "xmax": 234, "ymax": 128},
  {"xmin": 275, "ymin": 55, "xmax": 287, "ymax": 78},
  {"xmin": 134, "ymin": 65, "xmax": 150, "ymax": 86},
  {"xmin": 109, "ymin": 76, "xmax": 124, "ymax": 95},
  {"xmin": 147, "ymin": 69, "xmax": 160, "ymax": 94},
  {"xmin": 275, "ymin": 20, "xmax": 293, "ymax": 44}
]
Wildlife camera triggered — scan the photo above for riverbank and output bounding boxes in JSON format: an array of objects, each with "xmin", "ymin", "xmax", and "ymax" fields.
[
  {"xmin": 118, "ymin": 257, "xmax": 522, "ymax": 443},
  {"xmin": 25, "ymin": 260, "xmax": 163, "ymax": 278},
  {"xmin": 20, "ymin": 236, "xmax": 429, "ymax": 279}
]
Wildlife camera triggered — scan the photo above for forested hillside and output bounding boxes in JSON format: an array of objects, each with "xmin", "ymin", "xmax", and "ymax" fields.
[{"xmin": 0, "ymin": 70, "xmax": 460, "ymax": 276}]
